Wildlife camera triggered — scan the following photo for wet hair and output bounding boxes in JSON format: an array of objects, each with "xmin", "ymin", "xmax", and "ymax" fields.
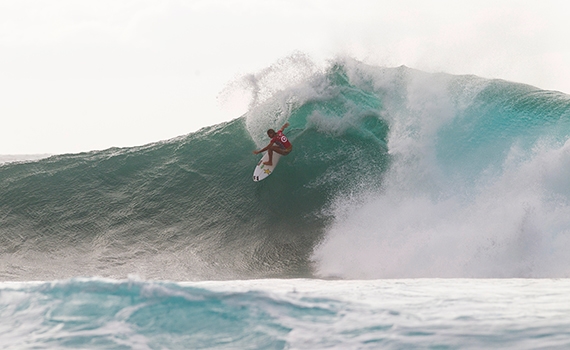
[{"xmin": 267, "ymin": 129, "xmax": 276, "ymax": 136}]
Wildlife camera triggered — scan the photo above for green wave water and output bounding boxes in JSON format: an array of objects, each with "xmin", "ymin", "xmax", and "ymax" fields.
[{"xmin": 1, "ymin": 58, "xmax": 570, "ymax": 280}]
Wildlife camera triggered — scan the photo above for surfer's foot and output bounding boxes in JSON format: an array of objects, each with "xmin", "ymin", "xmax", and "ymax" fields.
[{"xmin": 263, "ymin": 161, "xmax": 272, "ymax": 166}]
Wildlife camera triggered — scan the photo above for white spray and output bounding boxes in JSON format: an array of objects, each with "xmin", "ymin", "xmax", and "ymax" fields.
[{"xmin": 314, "ymin": 62, "xmax": 570, "ymax": 278}]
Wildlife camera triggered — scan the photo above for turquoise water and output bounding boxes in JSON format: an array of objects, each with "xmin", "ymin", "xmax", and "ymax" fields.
[
  {"xmin": 2, "ymin": 278, "xmax": 570, "ymax": 349},
  {"xmin": 2, "ymin": 58, "xmax": 570, "ymax": 347}
]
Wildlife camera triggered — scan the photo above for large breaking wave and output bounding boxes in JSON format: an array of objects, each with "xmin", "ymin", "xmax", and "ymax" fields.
[{"xmin": 1, "ymin": 56, "xmax": 570, "ymax": 280}]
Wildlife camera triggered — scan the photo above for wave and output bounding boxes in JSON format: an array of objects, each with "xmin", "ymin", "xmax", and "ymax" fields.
[
  {"xmin": 1, "ymin": 56, "xmax": 570, "ymax": 280},
  {"xmin": 313, "ymin": 60, "xmax": 570, "ymax": 278},
  {"xmin": 4, "ymin": 278, "xmax": 570, "ymax": 349},
  {"xmin": 0, "ymin": 277, "xmax": 337, "ymax": 349}
]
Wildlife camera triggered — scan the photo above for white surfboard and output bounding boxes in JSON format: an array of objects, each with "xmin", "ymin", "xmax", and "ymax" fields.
[{"xmin": 253, "ymin": 153, "xmax": 281, "ymax": 182}]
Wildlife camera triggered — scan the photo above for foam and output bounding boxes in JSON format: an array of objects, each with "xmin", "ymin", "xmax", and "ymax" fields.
[{"xmin": 314, "ymin": 65, "xmax": 570, "ymax": 278}]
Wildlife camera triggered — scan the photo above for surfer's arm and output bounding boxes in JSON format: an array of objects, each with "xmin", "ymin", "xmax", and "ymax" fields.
[
  {"xmin": 253, "ymin": 142, "xmax": 274, "ymax": 154},
  {"xmin": 279, "ymin": 123, "xmax": 290, "ymax": 132}
]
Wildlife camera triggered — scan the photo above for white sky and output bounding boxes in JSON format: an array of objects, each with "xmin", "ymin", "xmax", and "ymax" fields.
[{"xmin": 1, "ymin": 0, "xmax": 569, "ymax": 155}]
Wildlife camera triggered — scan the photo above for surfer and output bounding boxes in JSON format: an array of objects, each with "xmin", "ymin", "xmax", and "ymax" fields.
[{"xmin": 253, "ymin": 122, "xmax": 292, "ymax": 166}]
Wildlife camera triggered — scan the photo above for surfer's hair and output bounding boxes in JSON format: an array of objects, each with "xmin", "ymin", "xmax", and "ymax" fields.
[{"xmin": 267, "ymin": 129, "xmax": 276, "ymax": 136}]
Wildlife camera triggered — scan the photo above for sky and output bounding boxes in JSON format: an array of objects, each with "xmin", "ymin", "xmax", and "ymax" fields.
[{"xmin": 1, "ymin": 0, "xmax": 569, "ymax": 155}]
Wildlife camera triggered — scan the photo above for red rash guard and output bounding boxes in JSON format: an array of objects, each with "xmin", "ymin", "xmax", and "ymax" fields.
[{"xmin": 271, "ymin": 131, "xmax": 292, "ymax": 149}]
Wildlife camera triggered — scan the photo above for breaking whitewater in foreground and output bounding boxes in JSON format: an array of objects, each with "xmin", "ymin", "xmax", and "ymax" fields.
[
  {"xmin": 2, "ymin": 57, "xmax": 570, "ymax": 348},
  {"xmin": 2, "ymin": 278, "xmax": 570, "ymax": 349}
]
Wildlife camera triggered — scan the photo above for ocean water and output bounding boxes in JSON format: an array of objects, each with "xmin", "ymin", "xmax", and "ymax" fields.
[
  {"xmin": 2, "ymin": 278, "xmax": 570, "ymax": 349},
  {"xmin": 1, "ymin": 57, "xmax": 570, "ymax": 348}
]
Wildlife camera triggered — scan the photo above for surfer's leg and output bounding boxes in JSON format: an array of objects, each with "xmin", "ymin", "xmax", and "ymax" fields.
[
  {"xmin": 278, "ymin": 147, "xmax": 292, "ymax": 155},
  {"xmin": 264, "ymin": 145, "xmax": 291, "ymax": 165},
  {"xmin": 264, "ymin": 148, "xmax": 274, "ymax": 166},
  {"xmin": 273, "ymin": 145, "xmax": 292, "ymax": 156}
]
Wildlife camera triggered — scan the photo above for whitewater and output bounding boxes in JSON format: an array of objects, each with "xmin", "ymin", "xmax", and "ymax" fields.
[{"xmin": 2, "ymin": 57, "xmax": 570, "ymax": 348}]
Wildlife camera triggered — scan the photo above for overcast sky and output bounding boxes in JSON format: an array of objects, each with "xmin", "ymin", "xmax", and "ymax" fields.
[{"xmin": 1, "ymin": 0, "xmax": 569, "ymax": 155}]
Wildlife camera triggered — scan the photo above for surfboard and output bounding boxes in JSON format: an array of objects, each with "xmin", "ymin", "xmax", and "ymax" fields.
[{"xmin": 253, "ymin": 153, "xmax": 281, "ymax": 182}]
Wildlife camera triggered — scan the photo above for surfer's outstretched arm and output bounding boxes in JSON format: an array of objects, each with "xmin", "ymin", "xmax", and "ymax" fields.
[{"xmin": 253, "ymin": 142, "xmax": 273, "ymax": 155}]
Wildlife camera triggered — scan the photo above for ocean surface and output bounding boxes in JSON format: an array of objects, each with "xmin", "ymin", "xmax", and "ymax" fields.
[
  {"xmin": 2, "ymin": 278, "xmax": 570, "ymax": 349},
  {"xmin": 2, "ymin": 57, "xmax": 570, "ymax": 348}
]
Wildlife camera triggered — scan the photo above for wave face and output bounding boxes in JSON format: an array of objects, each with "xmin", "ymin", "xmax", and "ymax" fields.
[{"xmin": 1, "ymin": 57, "xmax": 570, "ymax": 280}]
